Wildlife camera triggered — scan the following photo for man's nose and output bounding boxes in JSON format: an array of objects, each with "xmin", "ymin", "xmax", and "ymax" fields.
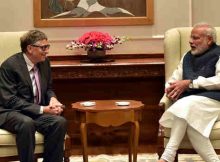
[{"xmin": 189, "ymin": 38, "xmax": 193, "ymax": 44}]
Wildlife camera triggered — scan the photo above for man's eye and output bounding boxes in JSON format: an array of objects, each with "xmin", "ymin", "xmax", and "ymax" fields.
[{"xmin": 192, "ymin": 36, "xmax": 199, "ymax": 40}]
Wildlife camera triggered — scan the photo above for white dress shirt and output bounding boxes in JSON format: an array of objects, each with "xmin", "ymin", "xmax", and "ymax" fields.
[{"xmin": 23, "ymin": 54, "xmax": 44, "ymax": 114}]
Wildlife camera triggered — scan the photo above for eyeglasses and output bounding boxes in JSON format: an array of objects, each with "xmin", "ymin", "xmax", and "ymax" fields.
[{"xmin": 31, "ymin": 44, "xmax": 50, "ymax": 51}]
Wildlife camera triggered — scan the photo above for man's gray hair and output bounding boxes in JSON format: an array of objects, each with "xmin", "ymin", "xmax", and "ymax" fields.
[
  {"xmin": 20, "ymin": 30, "xmax": 48, "ymax": 53},
  {"xmin": 193, "ymin": 22, "xmax": 217, "ymax": 43}
]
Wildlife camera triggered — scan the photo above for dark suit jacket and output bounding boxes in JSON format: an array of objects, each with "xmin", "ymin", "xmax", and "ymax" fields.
[{"xmin": 0, "ymin": 52, "xmax": 56, "ymax": 126}]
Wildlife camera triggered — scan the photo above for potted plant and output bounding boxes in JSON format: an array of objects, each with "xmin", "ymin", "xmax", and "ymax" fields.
[{"xmin": 66, "ymin": 31, "xmax": 127, "ymax": 61}]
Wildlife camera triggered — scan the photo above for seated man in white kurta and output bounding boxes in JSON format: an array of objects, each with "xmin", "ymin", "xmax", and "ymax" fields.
[{"xmin": 158, "ymin": 23, "xmax": 220, "ymax": 162}]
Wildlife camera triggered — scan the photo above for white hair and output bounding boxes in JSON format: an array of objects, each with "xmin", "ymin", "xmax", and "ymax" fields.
[{"xmin": 193, "ymin": 22, "xmax": 217, "ymax": 43}]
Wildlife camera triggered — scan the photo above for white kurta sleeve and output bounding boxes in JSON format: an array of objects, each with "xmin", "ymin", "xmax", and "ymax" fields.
[
  {"xmin": 193, "ymin": 56, "xmax": 220, "ymax": 90},
  {"xmin": 165, "ymin": 57, "xmax": 184, "ymax": 88}
]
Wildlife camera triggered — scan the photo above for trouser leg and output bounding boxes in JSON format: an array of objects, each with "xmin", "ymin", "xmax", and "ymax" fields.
[
  {"xmin": 161, "ymin": 117, "xmax": 187, "ymax": 162},
  {"xmin": 187, "ymin": 126, "xmax": 220, "ymax": 162},
  {"xmin": 35, "ymin": 114, "xmax": 67, "ymax": 162},
  {"xmin": 1, "ymin": 112, "xmax": 35, "ymax": 162}
]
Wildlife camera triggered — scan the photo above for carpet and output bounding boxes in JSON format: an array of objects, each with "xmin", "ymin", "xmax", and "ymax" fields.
[
  {"xmin": 12, "ymin": 153, "xmax": 219, "ymax": 162},
  {"xmin": 63, "ymin": 154, "xmax": 207, "ymax": 162},
  {"xmin": 69, "ymin": 154, "xmax": 158, "ymax": 162},
  {"xmin": 11, "ymin": 153, "xmax": 210, "ymax": 162}
]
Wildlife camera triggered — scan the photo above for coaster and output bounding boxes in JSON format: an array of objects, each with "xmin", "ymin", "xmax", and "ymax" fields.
[
  {"xmin": 115, "ymin": 101, "xmax": 130, "ymax": 106},
  {"xmin": 80, "ymin": 101, "xmax": 96, "ymax": 107}
]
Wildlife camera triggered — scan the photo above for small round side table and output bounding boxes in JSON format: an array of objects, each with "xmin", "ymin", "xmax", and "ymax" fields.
[{"xmin": 71, "ymin": 100, "xmax": 144, "ymax": 162}]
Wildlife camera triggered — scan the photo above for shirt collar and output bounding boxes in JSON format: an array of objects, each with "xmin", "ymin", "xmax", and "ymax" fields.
[{"xmin": 23, "ymin": 53, "xmax": 34, "ymax": 72}]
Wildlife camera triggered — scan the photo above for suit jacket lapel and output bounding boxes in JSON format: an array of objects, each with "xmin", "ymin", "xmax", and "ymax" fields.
[{"xmin": 17, "ymin": 53, "xmax": 33, "ymax": 93}]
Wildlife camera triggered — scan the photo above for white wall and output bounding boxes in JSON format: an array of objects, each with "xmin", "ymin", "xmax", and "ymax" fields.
[
  {"xmin": 192, "ymin": 0, "xmax": 220, "ymax": 26},
  {"xmin": 1, "ymin": 0, "xmax": 219, "ymax": 55}
]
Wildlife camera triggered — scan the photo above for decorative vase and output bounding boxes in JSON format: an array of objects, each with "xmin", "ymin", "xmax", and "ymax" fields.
[{"xmin": 87, "ymin": 49, "xmax": 106, "ymax": 61}]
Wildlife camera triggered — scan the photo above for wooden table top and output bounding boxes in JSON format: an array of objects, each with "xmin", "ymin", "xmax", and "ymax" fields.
[{"xmin": 71, "ymin": 100, "xmax": 144, "ymax": 112}]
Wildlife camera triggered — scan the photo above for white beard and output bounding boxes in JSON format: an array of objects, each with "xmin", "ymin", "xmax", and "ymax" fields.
[{"xmin": 191, "ymin": 46, "xmax": 209, "ymax": 56}]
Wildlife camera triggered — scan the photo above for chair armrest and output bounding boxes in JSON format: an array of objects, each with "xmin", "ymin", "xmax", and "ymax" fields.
[{"xmin": 159, "ymin": 93, "xmax": 173, "ymax": 110}]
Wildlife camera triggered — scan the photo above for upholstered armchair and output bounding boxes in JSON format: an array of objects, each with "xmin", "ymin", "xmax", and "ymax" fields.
[
  {"xmin": 158, "ymin": 27, "xmax": 220, "ymax": 161},
  {"xmin": 0, "ymin": 31, "xmax": 45, "ymax": 161}
]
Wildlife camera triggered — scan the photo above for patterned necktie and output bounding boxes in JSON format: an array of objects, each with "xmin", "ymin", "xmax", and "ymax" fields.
[{"xmin": 30, "ymin": 66, "xmax": 41, "ymax": 104}]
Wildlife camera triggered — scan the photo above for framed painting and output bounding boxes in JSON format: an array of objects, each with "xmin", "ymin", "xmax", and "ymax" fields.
[{"xmin": 33, "ymin": 0, "xmax": 154, "ymax": 27}]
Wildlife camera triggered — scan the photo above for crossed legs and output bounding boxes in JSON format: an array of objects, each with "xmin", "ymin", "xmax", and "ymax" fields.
[
  {"xmin": 187, "ymin": 126, "xmax": 220, "ymax": 162},
  {"xmin": 158, "ymin": 117, "xmax": 220, "ymax": 162}
]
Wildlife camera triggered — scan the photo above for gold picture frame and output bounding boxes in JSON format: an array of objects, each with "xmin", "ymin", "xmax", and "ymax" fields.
[{"xmin": 34, "ymin": 0, "xmax": 154, "ymax": 27}]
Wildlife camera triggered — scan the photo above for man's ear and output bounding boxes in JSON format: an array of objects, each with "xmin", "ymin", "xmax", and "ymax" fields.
[
  {"xmin": 26, "ymin": 45, "xmax": 32, "ymax": 53},
  {"xmin": 207, "ymin": 35, "xmax": 215, "ymax": 46}
]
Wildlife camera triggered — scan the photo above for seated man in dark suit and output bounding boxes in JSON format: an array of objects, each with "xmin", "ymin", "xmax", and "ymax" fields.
[{"xmin": 0, "ymin": 30, "xmax": 67, "ymax": 162}]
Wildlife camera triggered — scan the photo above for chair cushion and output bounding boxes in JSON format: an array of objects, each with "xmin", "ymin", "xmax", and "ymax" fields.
[
  {"xmin": 0, "ymin": 129, "xmax": 44, "ymax": 145},
  {"xmin": 0, "ymin": 144, "xmax": 44, "ymax": 157},
  {"xmin": 0, "ymin": 129, "xmax": 44, "ymax": 157}
]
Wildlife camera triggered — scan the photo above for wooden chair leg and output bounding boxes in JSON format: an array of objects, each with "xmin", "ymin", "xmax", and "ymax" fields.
[
  {"xmin": 157, "ymin": 125, "xmax": 165, "ymax": 159},
  {"xmin": 64, "ymin": 156, "xmax": 70, "ymax": 162},
  {"xmin": 34, "ymin": 156, "xmax": 38, "ymax": 162},
  {"xmin": 174, "ymin": 153, "xmax": 178, "ymax": 162},
  {"xmin": 157, "ymin": 104, "xmax": 165, "ymax": 160},
  {"xmin": 64, "ymin": 134, "xmax": 71, "ymax": 162}
]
